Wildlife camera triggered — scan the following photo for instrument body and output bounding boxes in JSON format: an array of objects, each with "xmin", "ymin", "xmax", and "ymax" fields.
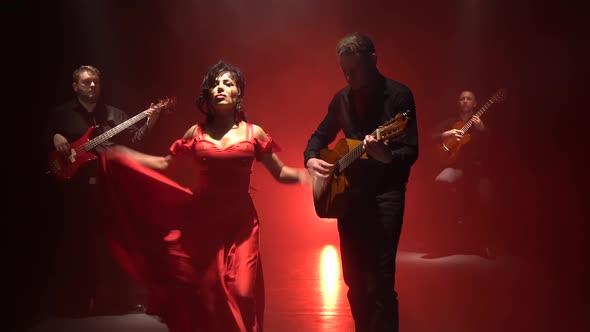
[{"xmin": 313, "ymin": 111, "xmax": 412, "ymax": 218}]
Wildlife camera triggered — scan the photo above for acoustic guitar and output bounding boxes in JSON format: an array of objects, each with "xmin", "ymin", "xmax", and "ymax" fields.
[
  {"xmin": 47, "ymin": 97, "xmax": 176, "ymax": 181},
  {"xmin": 312, "ymin": 110, "xmax": 413, "ymax": 218},
  {"xmin": 434, "ymin": 88, "xmax": 507, "ymax": 165}
]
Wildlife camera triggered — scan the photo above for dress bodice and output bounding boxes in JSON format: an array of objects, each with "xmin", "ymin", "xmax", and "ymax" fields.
[{"xmin": 169, "ymin": 123, "xmax": 279, "ymax": 196}]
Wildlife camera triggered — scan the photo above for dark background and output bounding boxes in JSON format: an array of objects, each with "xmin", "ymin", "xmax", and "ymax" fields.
[{"xmin": 12, "ymin": 0, "xmax": 588, "ymax": 329}]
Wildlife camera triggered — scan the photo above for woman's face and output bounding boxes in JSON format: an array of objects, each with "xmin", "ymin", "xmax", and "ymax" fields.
[{"xmin": 210, "ymin": 72, "xmax": 239, "ymax": 110}]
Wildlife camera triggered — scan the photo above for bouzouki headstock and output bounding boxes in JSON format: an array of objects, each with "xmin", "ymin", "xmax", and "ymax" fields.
[
  {"xmin": 490, "ymin": 88, "xmax": 508, "ymax": 104},
  {"xmin": 376, "ymin": 110, "xmax": 413, "ymax": 141}
]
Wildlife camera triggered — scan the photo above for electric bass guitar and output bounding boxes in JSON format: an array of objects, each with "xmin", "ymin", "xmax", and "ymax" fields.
[
  {"xmin": 47, "ymin": 96, "xmax": 176, "ymax": 181},
  {"xmin": 434, "ymin": 88, "xmax": 507, "ymax": 165},
  {"xmin": 312, "ymin": 110, "xmax": 413, "ymax": 218}
]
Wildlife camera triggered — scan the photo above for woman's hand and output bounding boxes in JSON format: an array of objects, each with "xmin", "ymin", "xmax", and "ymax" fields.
[{"xmin": 297, "ymin": 168, "xmax": 312, "ymax": 186}]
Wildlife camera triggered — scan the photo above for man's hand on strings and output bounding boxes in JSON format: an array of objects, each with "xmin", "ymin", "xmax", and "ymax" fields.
[
  {"xmin": 364, "ymin": 135, "xmax": 393, "ymax": 164},
  {"xmin": 306, "ymin": 158, "xmax": 333, "ymax": 178}
]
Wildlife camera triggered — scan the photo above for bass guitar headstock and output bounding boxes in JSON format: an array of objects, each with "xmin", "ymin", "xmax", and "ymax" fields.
[{"xmin": 150, "ymin": 96, "xmax": 177, "ymax": 114}]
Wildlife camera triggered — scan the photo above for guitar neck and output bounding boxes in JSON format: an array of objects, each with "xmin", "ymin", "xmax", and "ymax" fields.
[
  {"xmin": 460, "ymin": 99, "xmax": 494, "ymax": 133},
  {"xmin": 83, "ymin": 111, "xmax": 147, "ymax": 151},
  {"xmin": 336, "ymin": 110, "xmax": 411, "ymax": 173},
  {"xmin": 336, "ymin": 128, "xmax": 378, "ymax": 173}
]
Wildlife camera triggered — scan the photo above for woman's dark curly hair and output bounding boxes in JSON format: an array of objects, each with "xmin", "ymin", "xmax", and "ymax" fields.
[{"xmin": 196, "ymin": 60, "xmax": 247, "ymax": 123}]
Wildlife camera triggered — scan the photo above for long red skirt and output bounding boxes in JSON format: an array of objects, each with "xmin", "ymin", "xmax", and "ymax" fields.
[{"xmin": 97, "ymin": 149, "xmax": 264, "ymax": 332}]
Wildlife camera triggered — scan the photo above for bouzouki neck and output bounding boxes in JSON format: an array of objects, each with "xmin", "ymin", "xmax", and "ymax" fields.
[
  {"xmin": 459, "ymin": 88, "xmax": 507, "ymax": 134},
  {"xmin": 335, "ymin": 110, "xmax": 412, "ymax": 174}
]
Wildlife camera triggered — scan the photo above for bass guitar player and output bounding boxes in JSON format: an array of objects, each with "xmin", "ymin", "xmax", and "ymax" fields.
[{"xmin": 40, "ymin": 65, "xmax": 164, "ymax": 317}]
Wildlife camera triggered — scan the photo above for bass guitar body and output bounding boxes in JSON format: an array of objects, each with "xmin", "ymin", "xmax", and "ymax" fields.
[{"xmin": 47, "ymin": 127, "xmax": 98, "ymax": 181}]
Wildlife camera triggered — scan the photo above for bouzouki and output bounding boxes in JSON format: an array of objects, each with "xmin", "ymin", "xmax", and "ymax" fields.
[
  {"xmin": 435, "ymin": 88, "xmax": 507, "ymax": 165},
  {"xmin": 312, "ymin": 110, "xmax": 413, "ymax": 218},
  {"xmin": 47, "ymin": 97, "xmax": 177, "ymax": 181}
]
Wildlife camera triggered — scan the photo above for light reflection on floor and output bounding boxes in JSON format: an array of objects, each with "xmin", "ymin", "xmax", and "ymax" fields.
[
  {"xmin": 28, "ymin": 244, "xmax": 579, "ymax": 332},
  {"xmin": 319, "ymin": 245, "xmax": 340, "ymax": 316}
]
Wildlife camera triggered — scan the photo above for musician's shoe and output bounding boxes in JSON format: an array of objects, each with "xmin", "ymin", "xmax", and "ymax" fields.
[{"xmin": 130, "ymin": 304, "xmax": 147, "ymax": 314}]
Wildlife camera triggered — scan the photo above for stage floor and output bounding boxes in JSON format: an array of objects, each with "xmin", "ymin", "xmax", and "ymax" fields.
[{"xmin": 25, "ymin": 242, "xmax": 587, "ymax": 332}]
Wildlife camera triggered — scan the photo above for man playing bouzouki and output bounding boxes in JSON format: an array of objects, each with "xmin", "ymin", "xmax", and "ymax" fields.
[
  {"xmin": 304, "ymin": 32, "xmax": 418, "ymax": 332},
  {"xmin": 431, "ymin": 90, "xmax": 494, "ymax": 258},
  {"xmin": 434, "ymin": 90, "xmax": 486, "ymax": 167},
  {"xmin": 41, "ymin": 65, "xmax": 161, "ymax": 317}
]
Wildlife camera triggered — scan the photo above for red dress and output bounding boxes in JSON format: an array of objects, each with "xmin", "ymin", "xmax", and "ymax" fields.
[{"xmin": 98, "ymin": 123, "xmax": 279, "ymax": 332}]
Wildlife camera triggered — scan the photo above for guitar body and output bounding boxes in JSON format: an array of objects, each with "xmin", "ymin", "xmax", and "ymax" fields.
[
  {"xmin": 435, "ymin": 120, "xmax": 472, "ymax": 165},
  {"xmin": 313, "ymin": 138, "xmax": 365, "ymax": 218},
  {"xmin": 47, "ymin": 127, "xmax": 99, "ymax": 181}
]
